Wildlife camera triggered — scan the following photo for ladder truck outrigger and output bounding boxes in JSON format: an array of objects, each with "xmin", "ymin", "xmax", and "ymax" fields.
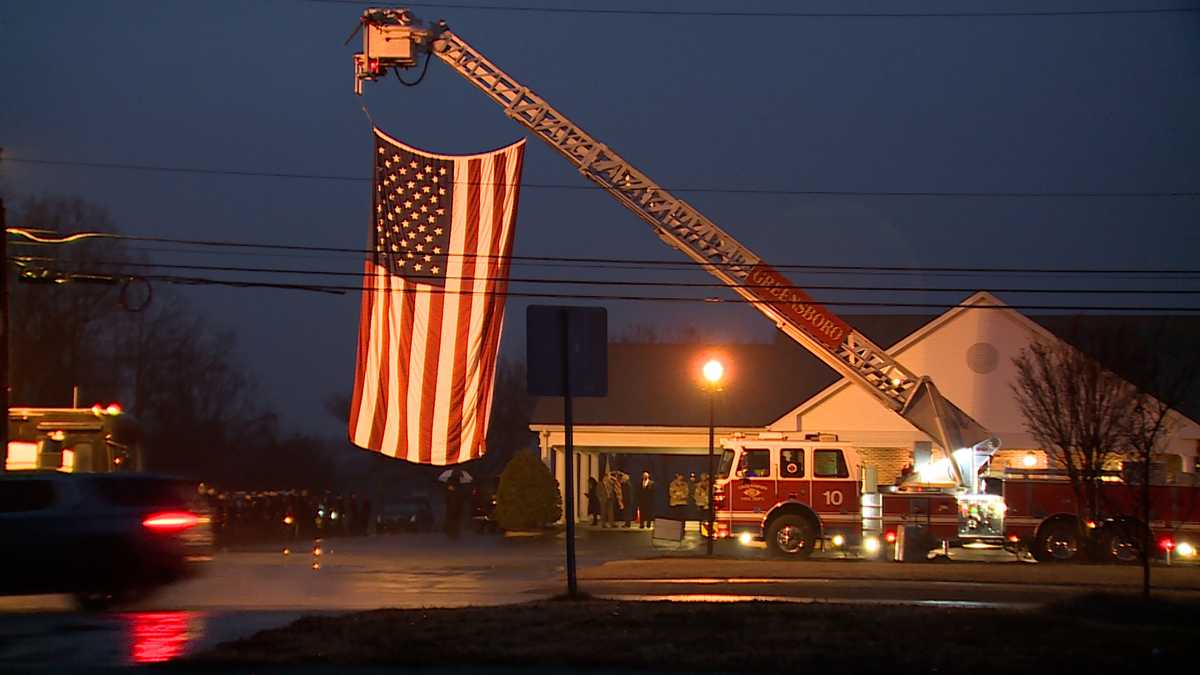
[{"xmin": 351, "ymin": 8, "xmax": 1005, "ymax": 559}]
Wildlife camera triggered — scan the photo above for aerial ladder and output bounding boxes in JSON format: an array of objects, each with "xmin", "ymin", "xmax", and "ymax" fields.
[{"xmin": 350, "ymin": 8, "xmax": 1000, "ymax": 493}]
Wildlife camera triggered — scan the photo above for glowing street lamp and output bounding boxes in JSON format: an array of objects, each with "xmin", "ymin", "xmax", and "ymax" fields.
[
  {"xmin": 702, "ymin": 359, "xmax": 724, "ymax": 386},
  {"xmin": 701, "ymin": 358, "xmax": 724, "ymax": 555}
]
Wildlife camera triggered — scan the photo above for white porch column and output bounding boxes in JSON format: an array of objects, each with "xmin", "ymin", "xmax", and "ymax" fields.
[
  {"xmin": 539, "ymin": 430, "xmax": 552, "ymax": 467},
  {"xmin": 553, "ymin": 446, "xmax": 567, "ymax": 524}
]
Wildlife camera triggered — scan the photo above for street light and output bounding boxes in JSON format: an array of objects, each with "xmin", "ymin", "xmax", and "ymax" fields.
[{"xmin": 701, "ymin": 358, "xmax": 724, "ymax": 556}]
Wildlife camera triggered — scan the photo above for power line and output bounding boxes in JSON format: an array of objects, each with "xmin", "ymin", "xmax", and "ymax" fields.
[
  {"xmin": 302, "ymin": 0, "xmax": 1200, "ymax": 19},
  {"xmin": 16, "ymin": 231, "xmax": 1200, "ymax": 277},
  {"xmin": 55, "ymin": 245, "xmax": 1193, "ymax": 280},
  {"xmin": 38, "ymin": 268, "xmax": 1200, "ymax": 312},
  {"xmin": 7, "ymin": 156, "xmax": 1199, "ymax": 198},
  {"xmin": 24, "ymin": 258, "xmax": 1200, "ymax": 295}
]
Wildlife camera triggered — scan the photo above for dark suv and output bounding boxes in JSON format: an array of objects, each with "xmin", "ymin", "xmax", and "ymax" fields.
[{"xmin": 0, "ymin": 472, "xmax": 213, "ymax": 608}]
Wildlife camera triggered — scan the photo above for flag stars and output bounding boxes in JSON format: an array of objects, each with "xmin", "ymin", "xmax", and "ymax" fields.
[
  {"xmin": 403, "ymin": 201, "xmax": 412, "ymax": 208},
  {"xmin": 422, "ymin": 185, "xmax": 431, "ymax": 193},
  {"xmin": 433, "ymin": 246, "xmax": 441, "ymax": 254},
  {"xmin": 414, "ymin": 263, "xmax": 423, "ymax": 271},
  {"xmin": 434, "ymin": 227, "xmax": 443, "ymax": 235},
  {"xmin": 431, "ymin": 266, "xmax": 440, "ymax": 274},
  {"xmin": 427, "ymin": 215, "xmax": 436, "ymax": 223},
  {"xmin": 424, "ymin": 255, "xmax": 432, "ymax": 263},
  {"xmin": 438, "ymin": 167, "xmax": 447, "ymax": 175},
  {"xmin": 409, "ymin": 160, "xmax": 418, "ymax": 169},
  {"xmin": 416, "ymin": 244, "xmax": 424, "ymax": 252}
]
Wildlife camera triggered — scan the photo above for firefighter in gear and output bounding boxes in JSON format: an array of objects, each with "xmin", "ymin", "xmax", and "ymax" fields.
[
  {"xmin": 668, "ymin": 473, "xmax": 689, "ymax": 521},
  {"xmin": 693, "ymin": 473, "xmax": 710, "ymax": 512}
]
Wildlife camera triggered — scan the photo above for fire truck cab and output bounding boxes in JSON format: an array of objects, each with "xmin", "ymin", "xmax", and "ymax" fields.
[{"xmin": 713, "ymin": 433, "xmax": 868, "ymax": 556}]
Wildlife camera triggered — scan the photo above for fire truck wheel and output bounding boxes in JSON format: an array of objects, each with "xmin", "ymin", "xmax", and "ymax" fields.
[
  {"xmin": 1033, "ymin": 519, "xmax": 1083, "ymax": 563},
  {"xmin": 1100, "ymin": 522, "xmax": 1146, "ymax": 564},
  {"xmin": 765, "ymin": 515, "xmax": 816, "ymax": 558}
]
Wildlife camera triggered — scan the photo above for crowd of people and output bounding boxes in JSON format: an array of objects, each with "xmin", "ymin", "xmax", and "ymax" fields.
[
  {"xmin": 586, "ymin": 470, "xmax": 711, "ymax": 528},
  {"xmin": 198, "ymin": 485, "xmax": 372, "ymax": 547}
]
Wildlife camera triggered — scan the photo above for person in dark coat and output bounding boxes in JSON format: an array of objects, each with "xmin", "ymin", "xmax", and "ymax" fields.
[
  {"xmin": 586, "ymin": 476, "xmax": 600, "ymax": 525},
  {"xmin": 637, "ymin": 471, "xmax": 656, "ymax": 529}
]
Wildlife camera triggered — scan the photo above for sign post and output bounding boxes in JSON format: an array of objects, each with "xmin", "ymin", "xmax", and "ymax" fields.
[{"xmin": 527, "ymin": 306, "xmax": 607, "ymax": 598}]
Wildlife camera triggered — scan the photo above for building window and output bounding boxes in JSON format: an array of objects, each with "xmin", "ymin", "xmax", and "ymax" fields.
[
  {"xmin": 780, "ymin": 449, "xmax": 805, "ymax": 478},
  {"xmin": 814, "ymin": 449, "xmax": 849, "ymax": 478}
]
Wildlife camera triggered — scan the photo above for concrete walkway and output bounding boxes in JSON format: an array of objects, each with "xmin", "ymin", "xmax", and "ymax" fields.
[{"xmin": 579, "ymin": 557, "xmax": 1200, "ymax": 590}]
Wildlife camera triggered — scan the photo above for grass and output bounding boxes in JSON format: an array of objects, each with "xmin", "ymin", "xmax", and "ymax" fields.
[{"xmin": 188, "ymin": 594, "xmax": 1198, "ymax": 672}]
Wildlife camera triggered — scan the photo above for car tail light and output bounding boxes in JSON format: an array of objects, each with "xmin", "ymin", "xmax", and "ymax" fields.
[{"xmin": 143, "ymin": 511, "xmax": 200, "ymax": 533}]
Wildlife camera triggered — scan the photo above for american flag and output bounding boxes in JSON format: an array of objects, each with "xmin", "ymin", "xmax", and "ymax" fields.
[{"xmin": 349, "ymin": 128, "xmax": 526, "ymax": 465}]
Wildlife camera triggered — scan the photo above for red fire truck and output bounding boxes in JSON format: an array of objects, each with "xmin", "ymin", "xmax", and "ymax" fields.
[{"xmin": 999, "ymin": 465, "xmax": 1200, "ymax": 563}]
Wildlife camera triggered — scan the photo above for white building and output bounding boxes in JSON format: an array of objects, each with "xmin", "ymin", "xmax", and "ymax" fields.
[{"xmin": 531, "ymin": 292, "xmax": 1200, "ymax": 519}]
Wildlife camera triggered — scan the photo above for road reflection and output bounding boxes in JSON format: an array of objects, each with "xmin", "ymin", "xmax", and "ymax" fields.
[{"xmin": 122, "ymin": 611, "xmax": 204, "ymax": 663}]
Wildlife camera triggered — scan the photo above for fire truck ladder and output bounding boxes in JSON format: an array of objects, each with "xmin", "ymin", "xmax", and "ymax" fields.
[{"xmin": 351, "ymin": 8, "xmax": 1000, "ymax": 490}]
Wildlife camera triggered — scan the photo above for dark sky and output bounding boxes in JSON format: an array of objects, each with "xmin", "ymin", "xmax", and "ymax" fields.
[{"xmin": 3, "ymin": 1, "xmax": 1198, "ymax": 437}]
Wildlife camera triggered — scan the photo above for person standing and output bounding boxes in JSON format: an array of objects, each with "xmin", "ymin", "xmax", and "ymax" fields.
[
  {"xmin": 599, "ymin": 471, "xmax": 617, "ymax": 528},
  {"xmin": 586, "ymin": 476, "xmax": 600, "ymax": 526},
  {"xmin": 441, "ymin": 468, "xmax": 469, "ymax": 538},
  {"xmin": 637, "ymin": 471, "xmax": 656, "ymax": 529},
  {"xmin": 668, "ymin": 473, "xmax": 689, "ymax": 521},
  {"xmin": 693, "ymin": 473, "xmax": 710, "ymax": 520},
  {"xmin": 619, "ymin": 471, "xmax": 633, "ymax": 528}
]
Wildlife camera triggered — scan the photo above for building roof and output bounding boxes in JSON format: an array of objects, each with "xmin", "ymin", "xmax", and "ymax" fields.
[
  {"xmin": 530, "ymin": 314, "xmax": 933, "ymax": 428},
  {"xmin": 531, "ymin": 300, "xmax": 1200, "ymax": 428}
]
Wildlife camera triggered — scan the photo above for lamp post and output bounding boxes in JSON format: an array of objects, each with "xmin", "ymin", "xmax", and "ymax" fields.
[{"xmin": 701, "ymin": 358, "xmax": 724, "ymax": 556}]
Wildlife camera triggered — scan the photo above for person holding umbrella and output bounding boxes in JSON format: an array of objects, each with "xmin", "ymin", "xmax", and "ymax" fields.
[{"xmin": 438, "ymin": 468, "xmax": 473, "ymax": 538}]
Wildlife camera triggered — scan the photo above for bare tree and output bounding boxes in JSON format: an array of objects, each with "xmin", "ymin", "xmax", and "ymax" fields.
[{"xmin": 1011, "ymin": 327, "xmax": 1139, "ymax": 524}]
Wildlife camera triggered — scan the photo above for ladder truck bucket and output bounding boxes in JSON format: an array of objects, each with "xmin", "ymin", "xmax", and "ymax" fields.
[
  {"xmin": 899, "ymin": 378, "xmax": 999, "ymax": 492},
  {"xmin": 353, "ymin": 8, "xmax": 432, "ymax": 94}
]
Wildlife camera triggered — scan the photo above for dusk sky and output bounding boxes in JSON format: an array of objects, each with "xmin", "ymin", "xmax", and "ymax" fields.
[{"xmin": 3, "ymin": 1, "xmax": 1198, "ymax": 436}]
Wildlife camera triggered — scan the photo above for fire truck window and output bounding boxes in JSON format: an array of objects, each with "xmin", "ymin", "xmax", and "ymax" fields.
[
  {"xmin": 718, "ymin": 450, "xmax": 735, "ymax": 478},
  {"xmin": 814, "ymin": 449, "xmax": 849, "ymax": 478},
  {"xmin": 0, "ymin": 479, "xmax": 56, "ymax": 513},
  {"xmin": 743, "ymin": 449, "xmax": 771, "ymax": 478},
  {"xmin": 780, "ymin": 449, "xmax": 804, "ymax": 478}
]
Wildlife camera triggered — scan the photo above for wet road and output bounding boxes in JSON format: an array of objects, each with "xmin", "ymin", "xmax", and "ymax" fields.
[
  {"xmin": 5, "ymin": 529, "xmax": 1190, "ymax": 670},
  {"xmin": 0, "ymin": 530, "xmax": 647, "ymax": 669}
]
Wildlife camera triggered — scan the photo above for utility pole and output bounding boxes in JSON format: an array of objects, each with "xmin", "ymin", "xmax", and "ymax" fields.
[{"xmin": 1, "ymin": 194, "xmax": 8, "ymax": 473}]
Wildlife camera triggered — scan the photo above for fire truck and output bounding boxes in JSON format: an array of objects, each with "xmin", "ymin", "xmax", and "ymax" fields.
[
  {"xmin": 7, "ymin": 404, "xmax": 142, "ymax": 473},
  {"xmin": 348, "ymin": 9, "xmax": 1199, "ymax": 562}
]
